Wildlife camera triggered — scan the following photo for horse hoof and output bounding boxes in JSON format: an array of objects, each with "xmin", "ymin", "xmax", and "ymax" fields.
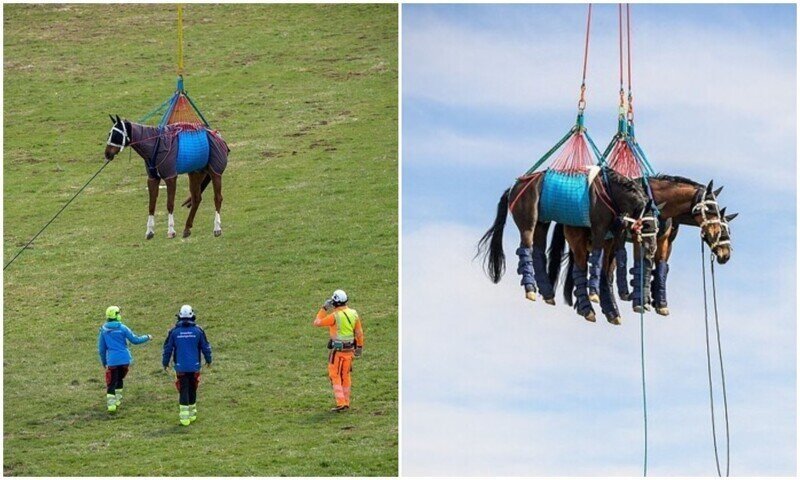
[
  {"xmin": 183, "ymin": 230, "xmax": 191, "ymax": 238},
  {"xmin": 525, "ymin": 291, "xmax": 537, "ymax": 302},
  {"xmin": 633, "ymin": 305, "xmax": 644, "ymax": 314},
  {"xmin": 167, "ymin": 231, "xmax": 176, "ymax": 239},
  {"xmin": 607, "ymin": 316, "xmax": 622, "ymax": 325},
  {"xmin": 584, "ymin": 312, "xmax": 596, "ymax": 322},
  {"xmin": 656, "ymin": 307, "xmax": 669, "ymax": 316},
  {"xmin": 146, "ymin": 232, "xmax": 154, "ymax": 240},
  {"xmin": 544, "ymin": 297, "xmax": 556, "ymax": 306},
  {"xmin": 619, "ymin": 293, "xmax": 631, "ymax": 301},
  {"xmin": 589, "ymin": 294, "xmax": 600, "ymax": 304},
  {"xmin": 213, "ymin": 230, "xmax": 222, "ymax": 237}
]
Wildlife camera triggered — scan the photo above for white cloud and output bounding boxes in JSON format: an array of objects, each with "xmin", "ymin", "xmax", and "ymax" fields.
[
  {"xmin": 403, "ymin": 10, "xmax": 796, "ymax": 125},
  {"xmin": 401, "ymin": 223, "xmax": 795, "ymax": 475}
]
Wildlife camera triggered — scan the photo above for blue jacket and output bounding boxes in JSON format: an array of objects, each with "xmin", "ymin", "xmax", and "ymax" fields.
[
  {"xmin": 162, "ymin": 319, "xmax": 212, "ymax": 372},
  {"xmin": 97, "ymin": 321, "xmax": 150, "ymax": 367}
]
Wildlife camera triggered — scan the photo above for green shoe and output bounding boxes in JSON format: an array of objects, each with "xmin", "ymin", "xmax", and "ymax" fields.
[
  {"xmin": 115, "ymin": 389, "xmax": 123, "ymax": 407},
  {"xmin": 180, "ymin": 418, "xmax": 191, "ymax": 426},
  {"xmin": 108, "ymin": 404, "xmax": 117, "ymax": 413},
  {"xmin": 189, "ymin": 404, "xmax": 197, "ymax": 422}
]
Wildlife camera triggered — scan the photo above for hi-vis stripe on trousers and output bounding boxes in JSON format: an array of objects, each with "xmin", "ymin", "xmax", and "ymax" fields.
[{"xmin": 328, "ymin": 350, "xmax": 354, "ymax": 407}]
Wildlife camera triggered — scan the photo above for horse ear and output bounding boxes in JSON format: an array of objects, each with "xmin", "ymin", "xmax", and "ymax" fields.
[
  {"xmin": 706, "ymin": 180, "xmax": 714, "ymax": 194},
  {"xmin": 115, "ymin": 114, "xmax": 121, "ymax": 124},
  {"xmin": 109, "ymin": 114, "xmax": 116, "ymax": 123},
  {"xmin": 656, "ymin": 202, "xmax": 666, "ymax": 211},
  {"xmin": 725, "ymin": 213, "xmax": 739, "ymax": 222},
  {"xmin": 713, "ymin": 186, "xmax": 723, "ymax": 197},
  {"xmin": 720, "ymin": 207, "xmax": 727, "ymax": 217}
]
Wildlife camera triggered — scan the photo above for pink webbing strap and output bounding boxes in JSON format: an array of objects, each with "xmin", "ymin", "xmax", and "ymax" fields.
[{"xmin": 508, "ymin": 172, "xmax": 543, "ymax": 214}]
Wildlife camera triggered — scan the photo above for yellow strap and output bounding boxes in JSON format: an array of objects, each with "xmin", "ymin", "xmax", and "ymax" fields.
[{"xmin": 177, "ymin": 4, "xmax": 184, "ymax": 75}]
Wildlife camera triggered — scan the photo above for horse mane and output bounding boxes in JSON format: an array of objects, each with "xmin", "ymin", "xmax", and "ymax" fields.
[
  {"xmin": 652, "ymin": 173, "xmax": 703, "ymax": 188},
  {"xmin": 604, "ymin": 167, "xmax": 645, "ymax": 197}
]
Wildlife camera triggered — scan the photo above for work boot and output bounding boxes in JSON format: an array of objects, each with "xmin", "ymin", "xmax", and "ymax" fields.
[
  {"xmin": 106, "ymin": 394, "xmax": 117, "ymax": 413},
  {"xmin": 331, "ymin": 405, "xmax": 349, "ymax": 412},
  {"xmin": 179, "ymin": 405, "xmax": 191, "ymax": 426},
  {"xmin": 189, "ymin": 404, "xmax": 197, "ymax": 422},
  {"xmin": 115, "ymin": 389, "xmax": 123, "ymax": 407}
]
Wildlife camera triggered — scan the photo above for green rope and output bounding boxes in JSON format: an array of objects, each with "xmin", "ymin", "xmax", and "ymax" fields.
[{"xmin": 524, "ymin": 125, "xmax": 576, "ymax": 175}]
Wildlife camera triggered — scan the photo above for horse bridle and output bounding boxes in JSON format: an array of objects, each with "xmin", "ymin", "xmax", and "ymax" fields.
[
  {"xmin": 622, "ymin": 204, "xmax": 659, "ymax": 252},
  {"xmin": 691, "ymin": 187, "xmax": 724, "ymax": 247},
  {"xmin": 106, "ymin": 120, "xmax": 129, "ymax": 152}
]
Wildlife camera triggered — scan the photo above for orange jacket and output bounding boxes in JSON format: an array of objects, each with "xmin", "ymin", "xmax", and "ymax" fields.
[{"xmin": 313, "ymin": 306, "xmax": 364, "ymax": 347}]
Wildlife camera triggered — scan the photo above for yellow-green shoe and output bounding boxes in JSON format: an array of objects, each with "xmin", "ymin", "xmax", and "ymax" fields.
[
  {"xmin": 115, "ymin": 389, "xmax": 123, "ymax": 407},
  {"xmin": 189, "ymin": 404, "xmax": 197, "ymax": 423},
  {"xmin": 179, "ymin": 405, "xmax": 191, "ymax": 426},
  {"xmin": 106, "ymin": 394, "xmax": 117, "ymax": 413}
]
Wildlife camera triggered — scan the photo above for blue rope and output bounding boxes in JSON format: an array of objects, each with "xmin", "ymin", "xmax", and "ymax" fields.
[{"xmin": 701, "ymin": 241, "xmax": 731, "ymax": 476}]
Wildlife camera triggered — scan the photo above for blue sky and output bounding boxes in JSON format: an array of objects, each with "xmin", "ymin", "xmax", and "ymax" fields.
[{"xmin": 402, "ymin": 4, "xmax": 796, "ymax": 476}]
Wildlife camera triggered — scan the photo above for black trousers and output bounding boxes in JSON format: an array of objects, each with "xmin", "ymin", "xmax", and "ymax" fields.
[
  {"xmin": 176, "ymin": 372, "xmax": 200, "ymax": 405},
  {"xmin": 105, "ymin": 365, "xmax": 129, "ymax": 394}
]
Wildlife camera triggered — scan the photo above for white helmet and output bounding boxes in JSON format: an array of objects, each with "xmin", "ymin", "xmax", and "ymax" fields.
[
  {"xmin": 331, "ymin": 289, "xmax": 348, "ymax": 305},
  {"xmin": 178, "ymin": 304, "xmax": 195, "ymax": 320}
]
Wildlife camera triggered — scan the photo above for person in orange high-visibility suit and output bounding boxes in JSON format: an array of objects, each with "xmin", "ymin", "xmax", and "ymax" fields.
[{"xmin": 313, "ymin": 289, "xmax": 364, "ymax": 412}]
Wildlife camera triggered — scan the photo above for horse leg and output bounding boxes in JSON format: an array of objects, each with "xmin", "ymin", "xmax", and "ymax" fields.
[
  {"xmin": 146, "ymin": 177, "xmax": 160, "ymax": 240},
  {"xmin": 565, "ymin": 227, "xmax": 595, "ymax": 322},
  {"xmin": 183, "ymin": 172, "xmax": 204, "ymax": 238},
  {"xmin": 532, "ymin": 222, "xmax": 555, "ymax": 304},
  {"xmin": 599, "ymin": 237, "xmax": 622, "ymax": 325},
  {"xmin": 165, "ymin": 177, "xmax": 177, "ymax": 239},
  {"xmin": 516, "ymin": 227, "xmax": 537, "ymax": 302},
  {"xmin": 210, "ymin": 172, "xmax": 223, "ymax": 237},
  {"xmin": 651, "ymin": 224, "xmax": 672, "ymax": 316},
  {"xmin": 630, "ymin": 240, "xmax": 653, "ymax": 314},
  {"xmin": 587, "ymin": 233, "xmax": 602, "ymax": 303},
  {"xmin": 615, "ymin": 243, "xmax": 630, "ymax": 301}
]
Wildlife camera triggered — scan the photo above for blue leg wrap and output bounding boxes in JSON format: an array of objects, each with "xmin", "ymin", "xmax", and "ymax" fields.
[
  {"xmin": 516, "ymin": 246, "xmax": 536, "ymax": 293},
  {"xmin": 572, "ymin": 264, "xmax": 593, "ymax": 315},
  {"xmin": 599, "ymin": 270, "xmax": 620, "ymax": 320},
  {"xmin": 587, "ymin": 249, "xmax": 602, "ymax": 295},
  {"xmin": 652, "ymin": 261, "xmax": 669, "ymax": 308},
  {"xmin": 615, "ymin": 246, "xmax": 630, "ymax": 298},
  {"xmin": 630, "ymin": 256, "xmax": 653, "ymax": 309},
  {"xmin": 531, "ymin": 245, "xmax": 554, "ymax": 299}
]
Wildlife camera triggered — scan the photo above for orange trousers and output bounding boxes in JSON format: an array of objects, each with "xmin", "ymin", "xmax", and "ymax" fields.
[{"xmin": 328, "ymin": 350, "xmax": 354, "ymax": 407}]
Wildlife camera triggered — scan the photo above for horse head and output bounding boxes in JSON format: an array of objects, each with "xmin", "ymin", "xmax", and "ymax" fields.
[
  {"xmin": 692, "ymin": 180, "xmax": 733, "ymax": 263},
  {"xmin": 104, "ymin": 115, "xmax": 129, "ymax": 161}
]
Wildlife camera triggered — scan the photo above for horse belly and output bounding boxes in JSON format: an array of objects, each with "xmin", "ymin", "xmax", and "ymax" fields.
[
  {"xmin": 176, "ymin": 130, "xmax": 210, "ymax": 174},
  {"xmin": 539, "ymin": 170, "xmax": 591, "ymax": 227}
]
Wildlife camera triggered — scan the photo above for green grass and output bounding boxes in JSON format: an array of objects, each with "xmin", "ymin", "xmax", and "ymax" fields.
[{"xmin": 3, "ymin": 4, "xmax": 397, "ymax": 476}]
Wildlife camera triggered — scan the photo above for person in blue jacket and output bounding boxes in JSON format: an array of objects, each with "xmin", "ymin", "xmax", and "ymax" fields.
[
  {"xmin": 97, "ymin": 306, "xmax": 152, "ymax": 412},
  {"xmin": 162, "ymin": 304, "xmax": 212, "ymax": 426}
]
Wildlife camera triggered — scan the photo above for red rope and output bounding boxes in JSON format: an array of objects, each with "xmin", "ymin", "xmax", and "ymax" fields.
[
  {"xmin": 581, "ymin": 4, "xmax": 592, "ymax": 85},
  {"xmin": 618, "ymin": 4, "xmax": 624, "ymax": 95},
  {"xmin": 578, "ymin": 4, "xmax": 593, "ymax": 109},
  {"xmin": 626, "ymin": 4, "xmax": 633, "ymax": 94}
]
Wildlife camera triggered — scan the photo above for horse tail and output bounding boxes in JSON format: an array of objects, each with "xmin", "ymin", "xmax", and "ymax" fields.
[
  {"xmin": 563, "ymin": 250, "xmax": 575, "ymax": 306},
  {"xmin": 547, "ymin": 223, "xmax": 566, "ymax": 288},
  {"xmin": 477, "ymin": 188, "xmax": 511, "ymax": 283}
]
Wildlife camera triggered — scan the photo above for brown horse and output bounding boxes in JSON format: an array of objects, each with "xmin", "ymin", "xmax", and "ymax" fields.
[
  {"xmin": 478, "ymin": 166, "xmax": 658, "ymax": 323},
  {"xmin": 104, "ymin": 115, "xmax": 228, "ymax": 239}
]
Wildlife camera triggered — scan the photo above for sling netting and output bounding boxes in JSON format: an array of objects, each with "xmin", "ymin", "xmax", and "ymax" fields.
[{"xmin": 538, "ymin": 131, "xmax": 598, "ymax": 227}]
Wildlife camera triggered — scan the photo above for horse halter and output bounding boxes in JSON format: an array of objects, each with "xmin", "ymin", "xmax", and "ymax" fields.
[
  {"xmin": 691, "ymin": 187, "xmax": 722, "ymax": 244},
  {"xmin": 106, "ymin": 120, "xmax": 129, "ymax": 152},
  {"xmin": 622, "ymin": 204, "xmax": 659, "ymax": 253}
]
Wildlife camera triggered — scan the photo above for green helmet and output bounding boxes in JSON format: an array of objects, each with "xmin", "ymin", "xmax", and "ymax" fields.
[{"xmin": 105, "ymin": 305, "xmax": 121, "ymax": 321}]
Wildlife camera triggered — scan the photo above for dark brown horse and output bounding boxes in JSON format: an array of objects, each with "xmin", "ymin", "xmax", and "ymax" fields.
[
  {"xmin": 104, "ymin": 115, "xmax": 228, "ymax": 239},
  {"xmin": 478, "ymin": 166, "xmax": 658, "ymax": 323},
  {"xmin": 598, "ymin": 176, "xmax": 735, "ymax": 315}
]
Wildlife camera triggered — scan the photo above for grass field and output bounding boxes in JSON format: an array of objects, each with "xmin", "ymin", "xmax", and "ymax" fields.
[{"xmin": 3, "ymin": 4, "xmax": 397, "ymax": 476}]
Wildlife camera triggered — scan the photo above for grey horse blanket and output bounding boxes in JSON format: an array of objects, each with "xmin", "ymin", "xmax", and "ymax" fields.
[{"xmin": 130, "ymin": 123, "xmax": 229, "ymax": 180}]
